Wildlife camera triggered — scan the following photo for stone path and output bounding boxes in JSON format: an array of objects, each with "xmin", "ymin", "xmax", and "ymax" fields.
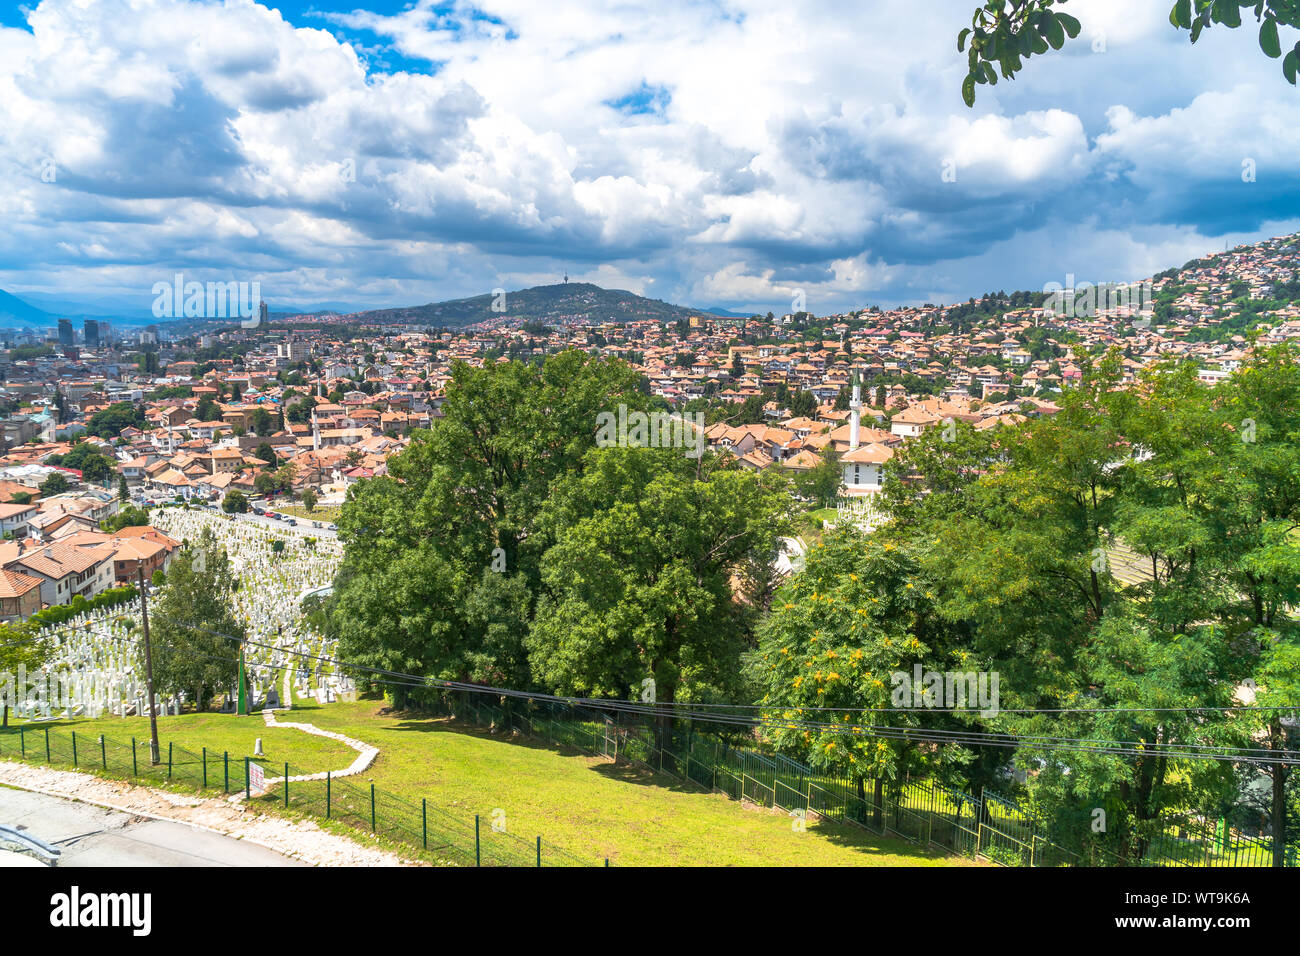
[{"xmin": 257, "ymin": 707, "xmax": 379, "ymax": 786}]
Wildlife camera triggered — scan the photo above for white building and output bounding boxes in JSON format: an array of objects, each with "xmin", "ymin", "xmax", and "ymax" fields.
[{"xmin": 841, "ymin": 381, "xmax": 894, "ymax": 497}]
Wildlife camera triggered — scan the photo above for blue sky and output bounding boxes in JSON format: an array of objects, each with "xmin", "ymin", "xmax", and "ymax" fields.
[{"xmin": 1, "ymin": 0, "xmax": 1298, "ymax": 318}]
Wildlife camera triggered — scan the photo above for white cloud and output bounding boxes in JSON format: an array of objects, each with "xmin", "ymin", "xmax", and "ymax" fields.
[{"xmin": 0, "ymin": 0, "xmax": 1293, "ymax": 315}]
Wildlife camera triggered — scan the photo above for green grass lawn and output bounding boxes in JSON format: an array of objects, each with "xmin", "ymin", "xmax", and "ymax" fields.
[
  {"xmin": 0, "ymin": 697, "xmax": 971, "ymax": 866},
  {"xmin": 805, "ymin": 507, "xmax": 837, "ymax": 525},
  {"xmin": 0, "ymin": 712, "xmax": 355, "ymax": 773},
  {"xmin": 266, "ymin": 694, "xmax": 967, "ymax": 866},
  {"xmin": 272, "ymin": 504, "xmax": 342, "ymax": 522}
]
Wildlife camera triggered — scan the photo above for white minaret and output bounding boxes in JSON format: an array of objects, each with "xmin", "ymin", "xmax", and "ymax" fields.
[{"xmin": 849, "ymin": 377, "xmax": 861, "ymax": 451}]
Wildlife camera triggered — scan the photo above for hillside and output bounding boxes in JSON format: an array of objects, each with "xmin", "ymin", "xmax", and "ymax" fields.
[
  {"xmin": 0, "ymin": 289, "xmax": 55, "ymax": 328},
  {"xmin": 324, "ymin": 282, "xmax": 716, "ymax": 328}
]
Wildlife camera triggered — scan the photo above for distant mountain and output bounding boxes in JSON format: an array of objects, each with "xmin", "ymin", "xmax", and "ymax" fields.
[
  {"xmin": 0, "ymin": 289, "xmax": 55, "ymax": 328},
  {"xmin": 699, "ymin": 305, "xmax": 757, "ymax": 318},
  {"xmin": 319, "ymin": 282, "xmax": 723, "ymax": 328},
  {"xmin": 16, "ymin": 291, "xmax": 143, "ymax": 319}
]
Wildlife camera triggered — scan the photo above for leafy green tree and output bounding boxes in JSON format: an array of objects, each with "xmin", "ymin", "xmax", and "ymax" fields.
[
  {"xmin": 102, "ymin": 505, "xmax": 149, "ymax": 532},
  {"xmin": 959, "ymin": 0, "xmax": 1300, "ymax": 106},
  {"xmin": 255, "ymin": 442, "xmax": 278, "ymax": 466},
  {"xmin": 330, "ymin": 351, "xmax": 647, "ymax": 704},
  {"xmin": 39, "ymin": 472, "xmax": 69, "ymax": 496},
  {"xmin": 528, "ymin": 447, "xmax": 791, "ymax": 729},
  {"xmin": 80, "ymin": 453, "xmax": 114, "ymax": 484},
  {"xmin": 147, "ymin": 530, "xmax": 244, "ymax": 712},
  {"xmin": 794, "ymin": 448, "xmax": 842, "ymax": 506},
  {"xmin": 251, "ymin": 407, "xmax": 277, "ymax": 436},
  {"xmin": 286, "ymin": 400, "xmax": 313, "ymax": 424},
  {"xmin": 85, "ymin": 402, "xmax": 147, "ymax": 438},
  {"xmin": 752, "ymin": 531, "xmax": 980, "ymax": 825},
  {"xmin": 222, "ymin": 490, "xmax": 250, "ymax": 514},
  {"xmin": 0, "ymin": 623, "xmax": 47, "ymax": 728},
  {"xmin": 301, "ymin": 489, "xmax": 318, "ymax": 513}
]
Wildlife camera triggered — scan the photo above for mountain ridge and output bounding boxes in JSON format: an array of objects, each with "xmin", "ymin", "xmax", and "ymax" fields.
[{"xmin": 288, "ymin": 282, "xmax": 727, "ymax": 329}]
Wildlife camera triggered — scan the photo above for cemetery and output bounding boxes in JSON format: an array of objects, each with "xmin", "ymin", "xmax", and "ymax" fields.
[{"xmin": 9, "ymin": 509, "xmax": 356, "ymax": 724}]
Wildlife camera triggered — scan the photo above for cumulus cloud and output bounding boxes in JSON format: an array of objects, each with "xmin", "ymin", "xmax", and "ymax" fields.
[{"xmin": 0, "ymin": 0, "xmax": 1296, "ymax": 314}]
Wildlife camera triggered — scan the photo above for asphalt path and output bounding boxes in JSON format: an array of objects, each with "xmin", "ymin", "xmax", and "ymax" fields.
[
  {"xmin": 0, "ymin": 786, "xmax": 303, "ymax": 867},
  {"xmin": 134, "ymin": 498, "xmax": 338, "ymax": 538}
]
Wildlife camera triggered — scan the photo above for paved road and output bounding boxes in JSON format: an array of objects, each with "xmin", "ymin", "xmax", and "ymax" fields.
[
  {"xmin": 0, "ymin": 787, "xmax": 304, "ymax": 867},
  {"xmin": 136, "ymin": 500, "xmax": 338, "ymax": 539}
]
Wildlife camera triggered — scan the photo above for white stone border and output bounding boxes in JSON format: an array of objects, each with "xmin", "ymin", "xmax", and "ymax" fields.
[{"xmin": 257, "ymin": 708, "xmax": 378, "ymax": 786}]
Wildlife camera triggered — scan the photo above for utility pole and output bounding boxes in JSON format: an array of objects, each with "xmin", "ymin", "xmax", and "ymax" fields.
[{"xmin": 137, "ymin": 566, "xmax": 161, "ymax": 765}]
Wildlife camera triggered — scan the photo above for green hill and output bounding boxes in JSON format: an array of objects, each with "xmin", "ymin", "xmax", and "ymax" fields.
[{"xmin": 339, "ymin": 282, "xmax": 714, "ymax": 328}]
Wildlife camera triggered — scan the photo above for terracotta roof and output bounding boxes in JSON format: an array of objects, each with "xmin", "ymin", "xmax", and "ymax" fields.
[{"xmin": 0, "ymin": 568, "xmax": 42, "ymax": 598}]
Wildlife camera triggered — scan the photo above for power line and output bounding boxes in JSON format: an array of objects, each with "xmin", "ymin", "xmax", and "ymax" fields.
[
  {"xmin": 14, "ymin": 607, "xmax": 1300, "ymax": 767},
  {"xmin": 135, "ymin": 615, "xmax": 1300, "ymax": 767}
]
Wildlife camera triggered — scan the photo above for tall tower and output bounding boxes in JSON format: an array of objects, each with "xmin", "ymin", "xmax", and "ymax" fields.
[{"xmin": 849, "ymin": 376, "xmax": 862, "ymax": 451}]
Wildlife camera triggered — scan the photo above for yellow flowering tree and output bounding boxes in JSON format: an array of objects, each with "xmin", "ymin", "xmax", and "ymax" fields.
[{"xmin": 751, "ymin": 528, "xmax": 981, "ymax": 826}]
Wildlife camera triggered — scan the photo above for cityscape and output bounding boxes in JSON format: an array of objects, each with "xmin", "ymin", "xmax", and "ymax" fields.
[{"xmin": 1, "ymin": 0, "xmax": 1298, "ymax": 931}]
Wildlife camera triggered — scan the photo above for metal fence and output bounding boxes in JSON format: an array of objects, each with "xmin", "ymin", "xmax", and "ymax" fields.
[
  {"xmin": 420, "ymin": 689, "xmax": 1290, "ymax": 868},
  {"xmin": 4, "ymin": 704, "xmax": 1286, "ymax": 868},
  {"xmin": 0, "ymin": 724, "xmax": 599, "ymax": 867}
]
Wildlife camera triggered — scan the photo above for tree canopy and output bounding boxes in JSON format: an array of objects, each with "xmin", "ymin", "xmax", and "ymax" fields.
[{"xmin": 960, "ymin": 1, "xmax": 1300, "ymax": 106}]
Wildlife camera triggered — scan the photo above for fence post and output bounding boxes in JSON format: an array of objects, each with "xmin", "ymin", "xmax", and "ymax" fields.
[
  {"xmin": 167, "ymin": 741, "xmax": 173, "ymax": 779},
  {"xmin": 284, "ymin": 762, "xmax": 289, "ymax": 807},
  {"xmin": 132, "ymin": 737, "xmax": 137, "ymax": 776},
  {"xmin": 370, "ymin": 783, "xmax": 376, "ymax": 832},
  {"xmin": 72, "ymin": 731, "xmax": 77, "ymax": 767},
  {"xmin": 202, "ymin": 747, "xmax": 207, "ymax": 788},
  {"xmin": 245, "ymin": 756, "xmax": 250, "ymax": 800},
  {"xmin": 475, "ymin": 814, "xmax": 481, "ymax": 867},
  {"xmin": 326, "ymin": 771, "xmax": 331, "ymax": 818},
  {"xmin": 224, "ymin": 752, "xmax": 229, "ymax": 794},
  {"xmin": 20, "ymin": 726, "xmax": 24, "ymax": 758},
  {"xmin": 100, "ymin": 735, "xmax": 106, "ymax": 771},
  {"xmin": 536, "ymin": 836, "xmax": 541, "ymax": 867},
  {"xmin": 44, "ymin": 727, "xmax": 50, "ymax": 762}
]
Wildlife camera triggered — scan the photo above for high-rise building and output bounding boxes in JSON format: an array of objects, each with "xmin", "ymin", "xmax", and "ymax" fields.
[
  {"xmin": 57, "ymin": 319, "xmax": 74, "ymax": 349},
  {"xmin": 83, "ymin": 319, "xmax": 100, "ymax": 348}
]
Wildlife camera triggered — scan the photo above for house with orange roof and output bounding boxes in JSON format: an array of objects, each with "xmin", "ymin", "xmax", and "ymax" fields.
[
  {"xmin": 0, "ymin": 568, "xmax": 43, "ymax": 620},
  {"xmin": 3, "ymin": 539, "xmax": 116, "ymax": 605}
]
